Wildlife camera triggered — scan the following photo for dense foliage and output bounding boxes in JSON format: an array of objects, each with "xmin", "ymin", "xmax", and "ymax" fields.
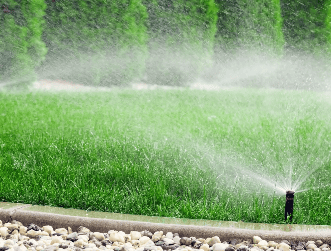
[
  {"xmin": 142, "ymin": 0, "xmax": 218, "ymax": 86},
  {"xmin": 1, "ymin": 0, "xmax": 331, "ymax": 87},
  {"xmin": 281, "ymin": 0, "xmax": 330, "ymax": 56},
  {"xmin": 215, "ymin": 0, "xmax": 284, "ymax": 57},
  {"xmin": 38, "ymin": 0, "xmax": 149, "ymax": 87},
  {"xmin": 0, "ymin": 0, "xmax": 47, "ymax": 88}
]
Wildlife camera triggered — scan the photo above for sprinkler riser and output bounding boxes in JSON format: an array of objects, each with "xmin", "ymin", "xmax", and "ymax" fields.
[{"xmin": 285, "ymin": 190, "xmax": 295, "ymax": 222}]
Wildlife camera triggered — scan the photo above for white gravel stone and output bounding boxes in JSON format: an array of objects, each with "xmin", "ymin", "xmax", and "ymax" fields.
[
  {"xmin": 200, "ymin": 243, "xmax": 210, "ymax": 251},
  {"xmin": 278, "ymin": 243, "xmax": 291, "ymax": 251},
  {"xmin": 268, "ymin": 241, "xmax": 278, "ymax": 248},
  {"xmin": 0, "ymin": 227, "xmax": 8, "ymax": 238},
  {"xmin": 75, "ymin": 238, "xmax": 86, "ymax": 248},
  {"xmin": 50, "ymin": 235, "xmax": 63, "ymax": 244},
  {"xmin": 140, "ymin": 235, "xmax": 152, "ymax": 246},
  {"xmin": 56, "ymin": 227, "xmax": 69, "ymax": 235},
  {"xmin": 27, "ymin": 229, "xmax": 49, "ymax": 238},
  {"xmin": 208, "ymin": 236, "xmax": 221, "ymax": 246},
  {"xmin": 166, "ymin": 232, "xmax": 174, "ymax": 239},
  {"xmin": 258, "ymin": 240, "xmax": 269, "ymax": 248},
  {"xmin": 253, "ymin": 236, "xmax": 263, "ymax": 244},
  {"xmin": 213, "ymin": 243, "xmax": 229, "ymax": 251},
  {"xmin": 108, "ymin": 230, "xmax": 125, "ymax": 243},
  {"xmin": 42, "ymin": 225, "xmax": 53, "ymax": 235},
  {"xmin": 93, "ymin": 231, "xmax": 106, "ymax": 241},
  {"xmin": 307, "ymin": 244, "xmax": 318, "ymax": 249},
  {"xmin": 174, "ymin": 235, "xmax": 181, "ymax": 245},
  {"xmin": 152, "ymin": 231, "xmax": 163, "ymax": 242},
  {"xmin": 163, "ymin": 237, "xmax": 175, "ymax": 245},
  {"xmin": 131, "ymin": 231, "xmax": 142, "ymax": 240}
]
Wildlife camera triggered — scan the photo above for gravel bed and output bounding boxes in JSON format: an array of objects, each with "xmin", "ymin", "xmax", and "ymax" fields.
[{"xmin": 0, "ymin": 220, "xmax": 330, "ymax": 251}]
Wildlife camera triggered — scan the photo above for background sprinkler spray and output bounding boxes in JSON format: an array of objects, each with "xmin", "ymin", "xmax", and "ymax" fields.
[{"xmin": 285, "ymin": 190, "xmax": 295, "ymax": 222}]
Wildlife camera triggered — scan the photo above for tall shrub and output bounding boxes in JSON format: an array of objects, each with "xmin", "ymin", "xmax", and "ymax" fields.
[
  {"xmin": 0, "ymin": 0, "xmax": 47, "ymax": 89},
  {"xmin": 39, "ymin": 0, "xmax": 149, "ymax": 87},
  {"xmin": 323, "ymin": 0, "xmax": 331, "ymax": 57},
  {"xmin": 176, "ymin": 0, "xmax": 219, "ymax": 81},
  {"xmin": 281, "ymin": 0, "xmax": 328, "ymax": 56},
  {"xmin": 142, "ymin": 0, "xmax": 218, "ymax": 86},
  {"xmin": 215, "ymin": 0, "xmax": 284, "ymax": 57},
  {"xmin": 118, "ymin": 0, "xmax": 149, "ymax": 85}
]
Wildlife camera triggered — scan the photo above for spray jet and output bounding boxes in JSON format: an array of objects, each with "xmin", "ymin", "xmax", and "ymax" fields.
[{"xmin": 285, "ymin": 190, "xmax": 295, "ymax": 222}]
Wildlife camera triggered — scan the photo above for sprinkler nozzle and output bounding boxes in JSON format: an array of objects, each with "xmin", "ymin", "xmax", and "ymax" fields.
[{"xmin": 285, "ymin": 190, "xmax": 295, "ymax": 222}]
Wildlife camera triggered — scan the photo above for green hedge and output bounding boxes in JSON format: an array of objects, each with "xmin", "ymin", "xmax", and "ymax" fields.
[
  {"xmin": 215, "ymin": 0, "xmax": 284, "ymax": 58},
  {"xmin": 142, "ymin": 0, "xmax": 218, "ymax": 86},
  {"xmin": 0, "ymin": 0, "xmax": 47, "ymax": 90},
  {"xmin": 281, "ymin": 0, "xmax": 330, "ymax": 56},
  {"xmin": 323, "ymin": 0, "xmax": 331, "ymax": 57},
  {"xmin": 38, "ymin": 0, "xmax": 149, "ymax": 87},
  {"xmin": 2, "ymin": 0, "xmax": 331, "ymax": 88}
]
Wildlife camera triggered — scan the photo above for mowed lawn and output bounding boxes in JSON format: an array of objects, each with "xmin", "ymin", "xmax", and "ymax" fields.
[{"xmin": 0, "ymin": 88, "xmax": 330, "ymax": 225}]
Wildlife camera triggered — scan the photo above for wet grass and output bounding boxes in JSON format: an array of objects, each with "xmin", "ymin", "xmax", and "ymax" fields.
[{"xmin": 0, "ymin": 88, "xmax": 330, "ymax": 225}]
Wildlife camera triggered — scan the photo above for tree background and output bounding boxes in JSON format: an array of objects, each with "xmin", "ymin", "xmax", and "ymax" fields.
[
  {"xmin": 1, "ymin": 0, "xmax": 331, "ymax": 89},
  {"xmin": 0, "ymin": 0, "xmax": 47, "ymax": 89}
]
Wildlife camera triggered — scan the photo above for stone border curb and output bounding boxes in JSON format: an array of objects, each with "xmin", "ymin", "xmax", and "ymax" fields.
[{"xmin": 0, "ymin": 206, "xmax": 330, "ymax": 244}]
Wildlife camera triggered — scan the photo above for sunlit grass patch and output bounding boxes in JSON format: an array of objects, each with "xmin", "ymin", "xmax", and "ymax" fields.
[{"xmin": 0, "ymin": 88, "xmax": 330, "ymax": 225}]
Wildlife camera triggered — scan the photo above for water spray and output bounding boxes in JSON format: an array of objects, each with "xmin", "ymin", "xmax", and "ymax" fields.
[{"xmin": 285, "ymin": 190, "xmax": 295, "ymax": 222}]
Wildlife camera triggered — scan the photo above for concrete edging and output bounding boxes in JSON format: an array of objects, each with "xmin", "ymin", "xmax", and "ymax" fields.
[{"xmin": 0, "ymin": 205, "xmax": 330, "ymax": 244}]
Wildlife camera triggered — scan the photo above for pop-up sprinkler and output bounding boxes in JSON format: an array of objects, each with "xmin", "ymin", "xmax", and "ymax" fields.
[{"xmin": 285, "ymin": 190, "xmax": 295, "ymax": 222}]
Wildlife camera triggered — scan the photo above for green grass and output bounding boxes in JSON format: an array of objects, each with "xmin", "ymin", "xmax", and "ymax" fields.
[{"xmin": 0, "ymin": 88, "xmax": 330, "ymax": 225}]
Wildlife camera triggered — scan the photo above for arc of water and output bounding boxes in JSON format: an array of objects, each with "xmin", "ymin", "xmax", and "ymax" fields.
[
  {"xmin": 217, "ymin": 163, "xmax": 288, "ymax": 195},
  {"xmin": 211, "ymin": 152, "xmax": 287, "ymax": 195},
  {"xmin": 295, "ymin": 184, "xmax": 331, "ymax": 194},
  {"xmin": 184, "ymin": 140, "xmax": 288, "ymax": 196},
  {"xmin": 291, "ymin": 156, "xmax": 327, "ymax": 192}
]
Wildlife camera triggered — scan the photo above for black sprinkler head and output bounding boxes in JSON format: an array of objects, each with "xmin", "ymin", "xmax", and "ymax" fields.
[{"xmin": 285, "ymin": 190, "xmax": 295, "ymax": 222}]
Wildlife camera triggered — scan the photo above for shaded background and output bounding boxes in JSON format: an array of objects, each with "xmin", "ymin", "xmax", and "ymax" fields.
[{"xmin": 1, "ymin": 0, "xmax": 331, "ymax": 90}]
